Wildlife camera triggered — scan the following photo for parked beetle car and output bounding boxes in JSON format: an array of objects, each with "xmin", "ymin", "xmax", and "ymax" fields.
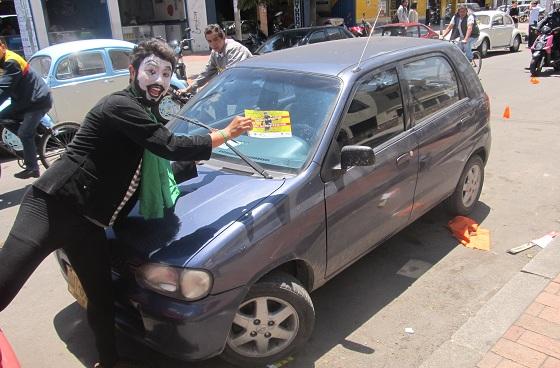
[
  {"xmin": 26, "ymin": 39, "xmax": 187, "ymax": 124},
  {"xmin": 56, "ymin": 37, "xmax": 491, "ymax": 367},
  {"xmin": 254, "ymin": 25, "xmax": 354, "ymax": 54}
]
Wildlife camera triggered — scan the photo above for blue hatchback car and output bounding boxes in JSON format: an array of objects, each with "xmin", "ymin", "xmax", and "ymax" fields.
[{"xmin": 57, "ymin": 37, "xmax": 490, "ymax": 367}]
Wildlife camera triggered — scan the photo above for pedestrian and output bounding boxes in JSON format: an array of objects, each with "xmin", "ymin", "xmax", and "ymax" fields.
[
  {"xmin": 409, "ymin": 3, "xmax": 419, "ymax": 23},
  {"xmin": 182, "ymin": 24, "xmax": 251, "ymax": 94},
  {"xmin": 397, "ymin": 0, "xmax": 410, "ymax": 22},
  {"xmin": 441, "ymin": 4, "xmax": 480, "ymax": 61},
  {"xmin": 528, "ymin": 0, "xmax": 544, "ymax": 46},
  {"xmin": 0, "ymin": 39, "xmax": 253, "ymax": 368},
  {"xmin": 510, "ymin": 1, "xmax": 520, "ymax": 28},
  {"xmin": 0, "ymin": 38, "xmax": 52, "ymax": 179}
]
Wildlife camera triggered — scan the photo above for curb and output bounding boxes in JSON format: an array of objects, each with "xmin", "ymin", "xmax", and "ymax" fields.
[{"xmin": 420, "ymin": 242, "xmax": 560, "ymax": 368}]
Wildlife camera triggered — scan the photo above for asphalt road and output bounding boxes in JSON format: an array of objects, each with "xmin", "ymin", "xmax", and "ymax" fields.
[{"xmin": 0, "ymin": 44, "xmax": 559, "ymax": 368}]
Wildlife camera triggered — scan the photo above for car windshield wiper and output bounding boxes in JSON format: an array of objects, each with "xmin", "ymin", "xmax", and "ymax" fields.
[{"xmin": 167, "ymin": 113, "xmax": 272, "ymax": 179}]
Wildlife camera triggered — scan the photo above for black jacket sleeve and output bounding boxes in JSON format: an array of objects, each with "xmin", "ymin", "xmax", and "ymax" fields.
[
  {"xmin": 102, "ymin": 93, "xmax": 213, "ymax": 162},
  {"xmin": 0, "ymin": 60, "xmax": 22, "ymax": 104},
  {"xmin": 172, "ymin": 161, "xmax": 199, "ymax": 183}
]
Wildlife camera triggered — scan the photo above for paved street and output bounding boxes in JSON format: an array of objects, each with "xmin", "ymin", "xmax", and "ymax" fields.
[{"xmin": 1, "ymin": 44, "xmax": 559, "ymax": 368}]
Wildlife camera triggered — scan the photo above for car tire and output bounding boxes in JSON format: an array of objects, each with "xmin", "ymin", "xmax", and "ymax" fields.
[
  {"xmin": 446, "ymin": 155, "xmax": 485, "ymax": 216},
  {"xmin": 510, "ymin": 35, "xmax": 521, "ymax": 52},
  {"xmin": 221, "ymin": 272, "xmax": 315, "ymax": 368},
  {"xmin": 478, "ymin": 38, "xmax": 489, "ymax": 58},
  {"xmin": 152, "ymin": 85, "xmax": 182, "ymax": 124}
]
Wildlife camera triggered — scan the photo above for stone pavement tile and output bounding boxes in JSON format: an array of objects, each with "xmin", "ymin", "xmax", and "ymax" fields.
[
  {"xmin": 504, "ymin": 325, "xmax": 526, "ymax": 342},
  {"xmin": 545, "ymin": 282, "xmax": 560, "ymax": 295},
  {"xmin": 491, "ymin": 338, "xmax": 546, "ymax": 368},
  {"xmin": 496, "ymin": 359, "xmax": 527, "ymax": 368},
  {"xmin": 515, "ymin": 314, "xmax": 560, "ymax": 339},
  {"xmin": 543, "ymin": 356, "xmax": 560, "ymax": 368},
  {"xmin": 526, "ymin": 302, "xmax": 546, "ymax": 317},
  {"xmin": 478, "ymin": 351, "xmax": 503, "ymax": 368},
  {"xmin": 536, "ymin": 292, "xmax": 560, "ymax": 310},
  {"xmin": 540, "ymin": 306, "xmax": 560, "ymax": 324},
  {"xmin": 554, "ymin": 274, "xmax": 560, "ymax": 284},
  {"xmin": 517, "ymin": 330, "xmax": 560, "ymax": 359}
]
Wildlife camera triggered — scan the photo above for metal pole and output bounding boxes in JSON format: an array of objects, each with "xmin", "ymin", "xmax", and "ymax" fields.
[{"xmin": 233, "ymin": 0, "xmax": 242, "ymax": 41}]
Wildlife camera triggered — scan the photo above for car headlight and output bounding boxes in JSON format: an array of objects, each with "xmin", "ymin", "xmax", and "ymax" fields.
[{"xmin": 136, "ymin": 263, "xmax": 213, "ymax": 301}]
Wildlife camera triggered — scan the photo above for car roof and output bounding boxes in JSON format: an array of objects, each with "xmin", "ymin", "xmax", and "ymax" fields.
[
  {"xmin": 31, "ymin": 39, "xmax": 136, "ymax": 60},
  {"xmin": 274, "ymin": 25, "xmax": 345, "ymax": 35},
  {"xmin": 475, "ymin": 10, "xmax": 508, "ymax": 15},
  {"xmin": 239, "ymin": 37, "xmax": 445, "ymax": 77},
  {"xmin": 379, "ymin": 22, "xmax": 428, "ymax": 27}
]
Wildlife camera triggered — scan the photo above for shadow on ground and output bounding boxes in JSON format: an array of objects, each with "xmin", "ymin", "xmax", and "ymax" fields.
[
  {"xmin": 0, "ymin": 185, "xmax": 29, "ymax": 210},
  {"xmin": 53, "ymin": 202, "xmax": 490, "ymax": 368}
]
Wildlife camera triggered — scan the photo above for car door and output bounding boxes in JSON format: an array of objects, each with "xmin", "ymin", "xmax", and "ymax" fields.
[
  {"xmin": 50, "ymin": 49, "xmax": 116, "ymax": 123},
  {"xmin": 402, "ymin": 55, "xmax": 474, "ymax": 221},
  {"xmin": 324, "ymin": 66, "xmax": 419, "ymax": 276},
  {"xmin": 490, "ymin": 14, "xmax": 509, "ymax": 46},
  {"xmin": 503, "ymin": 15, "xmax": 515, "ymax": 44}
]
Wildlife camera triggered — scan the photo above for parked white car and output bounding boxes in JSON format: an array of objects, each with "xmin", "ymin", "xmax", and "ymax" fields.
[{"xmin": 474, "ymin": 11, "xmax": 523, "ymax": 56}]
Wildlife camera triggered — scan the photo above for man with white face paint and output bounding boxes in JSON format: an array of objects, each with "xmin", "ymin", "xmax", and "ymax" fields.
[{"xmin": 0, "ymin": 39, "xmax": 253, "ymax": 368}]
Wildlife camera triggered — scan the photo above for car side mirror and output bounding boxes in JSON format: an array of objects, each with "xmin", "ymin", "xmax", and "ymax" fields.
[{"xmin": 340, "ymin": 145, "xmax": 375, "ymax": 170}]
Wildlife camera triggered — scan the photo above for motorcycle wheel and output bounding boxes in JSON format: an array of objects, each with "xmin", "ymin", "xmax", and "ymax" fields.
[
  {"xmin": 152, "ymin": 86, "xmax": 183, "ymax": 124},
  {"xmin": 530, "ymin": 54, "xmax": 544, "ymax": 76}
]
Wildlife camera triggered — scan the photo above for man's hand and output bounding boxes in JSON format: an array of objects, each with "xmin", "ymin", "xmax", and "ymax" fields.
[
  {"xmin": 178, "ymin": 85, "xmax": 195, "ymax": 95},
  {"xmin": 461, "ymin": 39, "xmax": 467, "ymax": 43},
  {"xmin": 224, "ymin": 116, "xmax": 253, "ymax": 139}
]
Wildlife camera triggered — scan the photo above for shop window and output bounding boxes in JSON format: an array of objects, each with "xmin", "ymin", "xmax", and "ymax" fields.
[
  {"xmin": 338, "ymin": 68, "xmax": 405, "ymax": 149},
  {"xmin": 56, "ymin": 52, "xmax": 106, "ymax": 80},
  {"xmin": 109, "ymin": 49, "xmax": 132, "ymax": 71},
  {"xmin": 402, "ymin": 56, "xmax": 460, "ymax": 123}
]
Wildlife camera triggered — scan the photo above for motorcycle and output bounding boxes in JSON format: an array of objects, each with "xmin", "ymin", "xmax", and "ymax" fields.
[
  {"xmin": 349, "ymin": 23, "xmax": 371, "ymax": 37},
  {"xmin": 168, "ymin": 27, "xmax": 193, "ymax": 82},
  {"xmin": 529, "ymin": 25, "xmax": 560, "ymax": 76}
]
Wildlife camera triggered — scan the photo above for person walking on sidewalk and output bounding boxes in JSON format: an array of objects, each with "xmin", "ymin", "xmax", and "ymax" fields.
[
  {"xmin": 0, "ymin": 39, "xmax": 253, "ymax": 368},
  {"xmin": 0, "ymin": 39, "xmax": 52, "ymax": 179},
  {"xmin": 182, "ymin": 24, "xmax": 251, "ymax": 94},
  {"xmin": 528, "ymin": 1, "xmax": 544, "ymax": 46},
  {"xmin": 397, "ymin": 0, "xmax": 410, "ymax": 23},
  {"xmin": 509, "ymin": 1, "xmax": 520, "ymax": 28},
  {"xmin": 409, "ymin": 3, "xmax": 419, "ymax": 23}
]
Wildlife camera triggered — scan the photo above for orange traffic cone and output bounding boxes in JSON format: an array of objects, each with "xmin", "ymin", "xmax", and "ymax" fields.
[
  {"xmin": 530, "ymin": 77, "xmax": 540, "ymax": 84},
  {"xmin": 503, "ymin": 105, "xmax": 511, "ymax": 119}
]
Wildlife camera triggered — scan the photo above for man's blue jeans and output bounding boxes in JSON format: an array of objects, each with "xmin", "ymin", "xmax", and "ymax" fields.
[
  {"xmin": 17, "ymin": 108, "xmax": 50, "ymax": 171},
  {"xmin": 460, "ymin": 37, "xmax": 477, "ymax": 61}
]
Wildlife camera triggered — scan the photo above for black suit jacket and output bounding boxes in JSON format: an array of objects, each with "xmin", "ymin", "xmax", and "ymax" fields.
[{"xmin": 34, "ymin": 86, "xmax": 212, "ymax": 226}]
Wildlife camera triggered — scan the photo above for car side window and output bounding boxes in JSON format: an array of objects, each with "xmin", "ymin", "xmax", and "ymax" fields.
[
  {"xmin": 109, "ymin": 49, "xmax": 131, "ymax": 71},
  {"xmin": 326, "ymin": 27, "xmax": 343, "ymax": 40},
  {"xmin": 337, "ymin": 68, "xmax": 405, "ymax": 149},
  {"xmin": 56, "ymin": 51, "xmax": 106, "ymax": 80},
  {"xmin": 308, "ymin": 31, "xmax": 326, "ymax": 44},
  {"xmin": 504, "ymin": 15, "xmax": 513, "ymax": 25},
  {"xmin": 492, "ymin": 15, "xmax": 504, "ymax": 26},
  {"xmin": 419, "ymin": 26, "xmax": 429, "ymax": 37},
  {"xmin": 402, "ymin": 56, "xmax": 460, "ymax": 123},
  {"xmin": 406, "ymin": 26, "xmax": 420, "ymax": 37}
]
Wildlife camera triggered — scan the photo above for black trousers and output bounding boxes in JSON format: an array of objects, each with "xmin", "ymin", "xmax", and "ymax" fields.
[{"xmin": 0, "ymin": 186, "xmax": 118, "ymax": 367}]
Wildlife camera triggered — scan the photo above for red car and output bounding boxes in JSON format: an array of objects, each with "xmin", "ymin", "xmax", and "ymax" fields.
[
  {"xmin": 374, "ymin": 22, "xmax": 439, "ymax": 39},
  {"xmin": 0, "ymin": 329, "xmax": 20, "ymax": 368}
]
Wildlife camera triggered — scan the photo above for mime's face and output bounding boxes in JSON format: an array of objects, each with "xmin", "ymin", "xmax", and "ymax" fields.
[{"xmin": 133, "ymin": 55, "xmax": 172, "ymax": 103}]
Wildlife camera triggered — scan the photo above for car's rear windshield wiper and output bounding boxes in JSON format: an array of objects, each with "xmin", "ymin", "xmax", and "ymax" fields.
[{"xmin": 168, "ymin": 113, "xmax": 272, "ymax": 179}]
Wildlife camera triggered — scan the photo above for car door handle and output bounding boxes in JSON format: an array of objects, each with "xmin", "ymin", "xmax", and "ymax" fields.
[{"xmin": 396, "ymin": 151, "xmax": 414, "ymax": 168}]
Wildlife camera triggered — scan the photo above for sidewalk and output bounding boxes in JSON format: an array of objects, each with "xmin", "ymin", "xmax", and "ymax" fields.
[
  {"xmin": 421, "ymin": 240, "xmax": 560, "ymax": 368},
  {"xmin": 477, "ymin": 274, "xmax": 560, "ymax": 368}
]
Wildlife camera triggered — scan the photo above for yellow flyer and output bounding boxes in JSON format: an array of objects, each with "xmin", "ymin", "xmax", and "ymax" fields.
[{"xmin": 245, "ymin": 110, "xmax": 292, "ymax": 138}]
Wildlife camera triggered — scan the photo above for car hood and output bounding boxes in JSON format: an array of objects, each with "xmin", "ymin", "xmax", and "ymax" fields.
[{"xmin": 112, "ymin": 164, "xmax": 285, "ymax": 265}]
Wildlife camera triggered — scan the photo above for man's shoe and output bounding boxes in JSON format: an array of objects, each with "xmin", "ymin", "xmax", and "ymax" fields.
[{"xmin": 14, "ymin": 168, "xmax": 40, "ymax": 179}]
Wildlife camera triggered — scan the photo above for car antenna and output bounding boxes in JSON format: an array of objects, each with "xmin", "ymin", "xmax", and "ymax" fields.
[{"xmin": 353, "ymin": 6, "xmax": 383, "ymax": 73}]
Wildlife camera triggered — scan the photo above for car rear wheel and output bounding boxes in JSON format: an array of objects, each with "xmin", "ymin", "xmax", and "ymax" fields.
[
  {"xmin": 478, "ymin": 38, "xmax": 489, "ymax": 57},
  {"xmin": 221, "ymin": 273, "xmax": 315, "ymax": 367},
  {"xmin": 510, "ymin": 35, "xmax": 521, "ymax": 52},
  {"xmin": 447, "ymin": 155, "xmax": 484, "ymax": 215}
]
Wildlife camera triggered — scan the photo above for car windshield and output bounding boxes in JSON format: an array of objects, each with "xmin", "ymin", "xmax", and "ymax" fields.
[
  {"xmin": 375, "ymin": 27, "xmax": 406, "ymax": 36},
  {"xmin": 167, "ymin": 68, "xmax": 341, "ymax": 174},
  {"xmin": 477, "ymin": 15, "xmax": 490, "ymax": 25},
  {"xmin": 29, "ymin": 56, "xmax": 52, "ymax": 79}
]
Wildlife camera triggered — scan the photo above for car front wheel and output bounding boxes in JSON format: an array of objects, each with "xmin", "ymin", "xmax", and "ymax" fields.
[
  {"xmin": 510, "ymin": 35, "xmax": 521, "ymax": 52},
  {"xmin": 478, "ymin": 38, "xmax": 490, "ymax": 57},
  {"xmin": 221, "ymin": 273, "xmax": 315, "ymax": 367},
  {"xmin": 447, "ymin": 155, "xmax": 485, "ymax": 215}
]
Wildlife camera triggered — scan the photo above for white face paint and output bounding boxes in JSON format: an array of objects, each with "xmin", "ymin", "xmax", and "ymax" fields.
[{"xmin": 136, "ymin": 55, "xmax": 173, "ymax": 102}]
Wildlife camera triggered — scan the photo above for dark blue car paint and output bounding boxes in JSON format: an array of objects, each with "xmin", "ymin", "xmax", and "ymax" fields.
[{"xmin": 57, "ymin": 37, "xmax": 491, "ymax": 361}]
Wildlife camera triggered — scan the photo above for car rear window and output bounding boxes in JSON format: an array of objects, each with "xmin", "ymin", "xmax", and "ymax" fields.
[
  {"xmin": 56, "ymin": 51, "xmax": 106, "ymax": 80},
  {"xmin": 402, "ymin": 56, "xmax": 460, "ymax": 122},
  {"xmin": 29, "ymin": 56, "xmax": 51, "ymax": 79}
]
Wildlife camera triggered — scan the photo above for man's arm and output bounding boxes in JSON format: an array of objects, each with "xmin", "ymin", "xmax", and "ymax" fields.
[
  {"xmin": 189, "ymin": 55, "xmax": 218, "ymax": 90},
  {"xmin": 441, "ymin": 18, "xmax": 454, "ymax": 38},
  {"xmin": 0, "ymin": 60, "xmax": 23, "ymax": 103},
  {"xmin": 224, "ymin": 42, "xmax": 252, "ymax": 69}
]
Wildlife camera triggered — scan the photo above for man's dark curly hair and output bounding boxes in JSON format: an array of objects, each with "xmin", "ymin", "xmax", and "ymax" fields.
[{"xmin": 130, "ymin": 38, "xmax": 176, "ymax": 72}]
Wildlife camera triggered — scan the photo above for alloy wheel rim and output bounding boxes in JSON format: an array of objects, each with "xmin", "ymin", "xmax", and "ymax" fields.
[
  {"xmin": 227, "ymin": 296, "xmax": 300, "ymax": 358},
  {"xmin": 461, "ymin": 165, "xmax": 481, "ymax": 208}
]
